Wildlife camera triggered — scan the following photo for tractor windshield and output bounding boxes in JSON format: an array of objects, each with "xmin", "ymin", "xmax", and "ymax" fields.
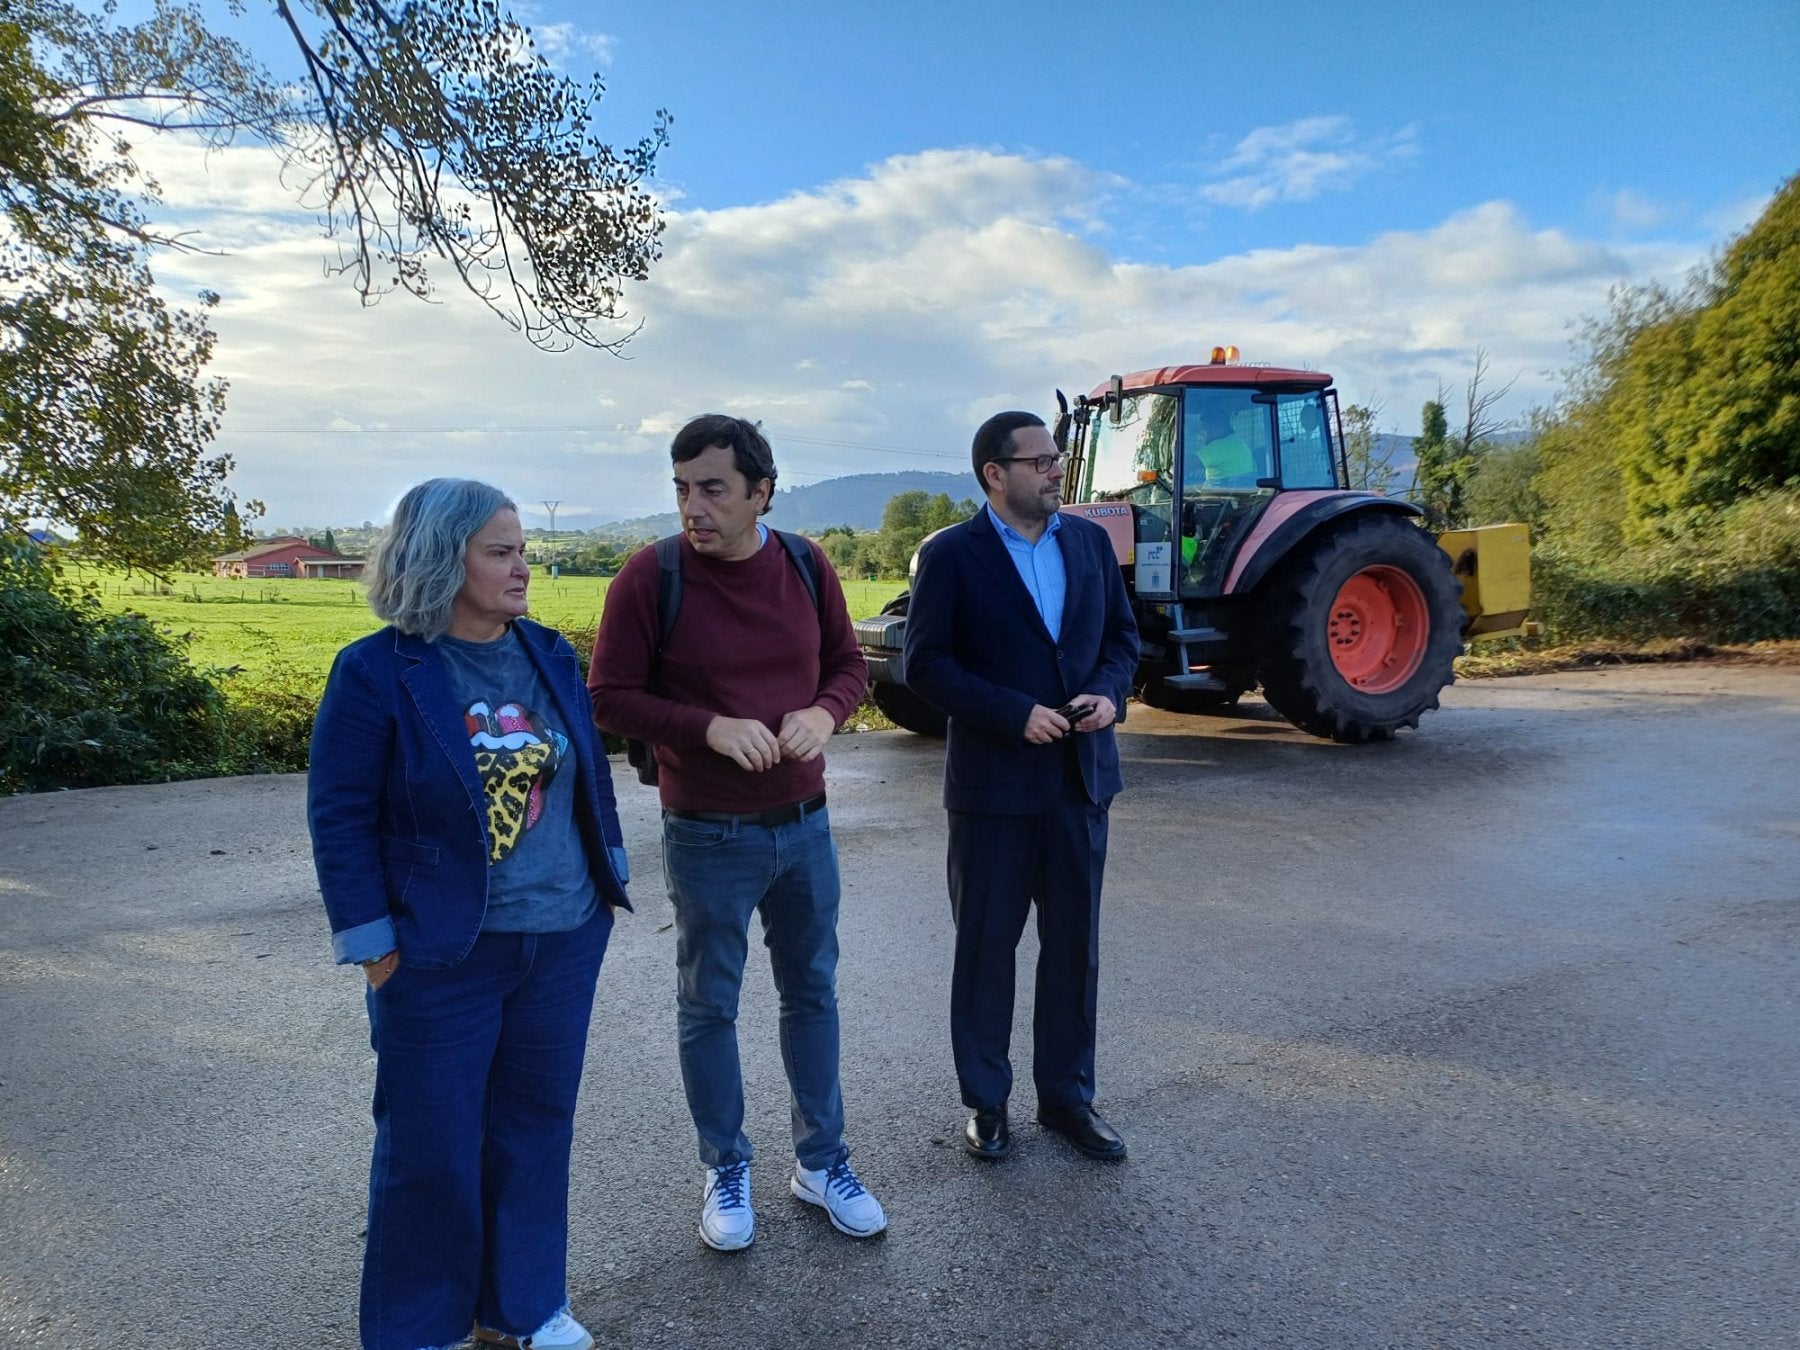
[
  {"xmin": 1082, "ymin": 391, "xmax": 1179, "ymax": 593},
  {"xmin": 1177, "ymin": 389, "xmax": 1277, "ymax": 595}
]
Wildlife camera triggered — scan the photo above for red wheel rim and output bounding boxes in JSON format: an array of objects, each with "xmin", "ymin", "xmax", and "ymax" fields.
[{"xmin": 1327, "ymin": 565, "xmax": 1430, "ymax": 694}]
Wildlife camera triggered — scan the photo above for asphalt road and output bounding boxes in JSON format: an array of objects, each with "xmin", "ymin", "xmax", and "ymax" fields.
[{"xmin": 2, "ymin": 663, "xmax": 1797, "ymax": 1349}]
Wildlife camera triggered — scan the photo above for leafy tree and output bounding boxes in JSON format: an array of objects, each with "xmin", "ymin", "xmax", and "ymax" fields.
[
  {"xmin": 818, "ymin": 530, "xmax": 868, "ymax": 578},
  {"xmin": 879, "ymin": 490, "xmax": 930, "ymax": 534},
  {"xmin": 2, "ymin": 1, "xmax": 669, "ymax": 572},
  {"xmin": 1532, "ymin": 284, "xmax": 1679, "ymax": 554},
  {"xmin": 871, "ymin": 490, "xmax": 976, "ymax": 577},
  {"xmin": 554, "ymin": 538, "xmax": 621, "ymax": 576},
  {"xmin": 875, "ymin": 490, "xmax": 931, "ymax": 577},
  {"xmin": 1410, "ymin": 397, "xmax": 1456, "ymax": 527},
  {"xmin": 924, "ymin": 492, "xmax": 977, "ymax": 532},
  {"xmin": 1, "ymin": 16, "xmax": 235, "ymax": 570},
  {"xmin": 1535, "ymin": 174, "xmax": 1800, "ymax": 548},
  {"xmin": 1616, "ymin": 174, "xmax": 1800, "ymax": 531},
  {"xmin": 1463, "ymin": 437, "xmax": 1545, "ymax": 531}
]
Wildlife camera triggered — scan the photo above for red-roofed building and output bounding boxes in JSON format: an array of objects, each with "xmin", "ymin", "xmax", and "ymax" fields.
[{"xmin": 213, "ymin": 537, "xmax": 363, "ymax": 579}]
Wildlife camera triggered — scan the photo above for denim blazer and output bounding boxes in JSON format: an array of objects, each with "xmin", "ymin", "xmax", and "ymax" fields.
[{"xmin": 307, "ymin": 617, "xmax": 632, "ymax": 969}]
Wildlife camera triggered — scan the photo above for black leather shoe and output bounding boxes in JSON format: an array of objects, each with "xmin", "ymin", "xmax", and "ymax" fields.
[
  {"xmin": 1036, "ymin": 1102, "xmax": 1127, "ymax": 1160},
  {"xmin": 963, "ymin": 1106, "xmax": 1010, "ymax": 1160}
]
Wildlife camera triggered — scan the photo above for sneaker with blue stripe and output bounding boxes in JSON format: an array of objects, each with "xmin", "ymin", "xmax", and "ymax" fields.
[
  {"xmin": 699, "ymin": 1160, "xmax": 755, "ymax": 1251},
  {"xmin": 791, "ymin": 1158, "xmax": 887, "ymax": 1238}
]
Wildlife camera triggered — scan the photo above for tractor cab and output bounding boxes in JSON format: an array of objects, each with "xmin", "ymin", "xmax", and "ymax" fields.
[{"xmin": 1062, "ymin": 354, "xmax": 1341, "ymax": 601}]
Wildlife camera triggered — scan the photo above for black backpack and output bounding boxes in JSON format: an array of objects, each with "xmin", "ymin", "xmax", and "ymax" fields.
[{"xmin": 624, "ymin": 530, "xmax": 824, "ymax": 785}]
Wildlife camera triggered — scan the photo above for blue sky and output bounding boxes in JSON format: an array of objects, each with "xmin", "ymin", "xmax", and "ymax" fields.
[
  {"xmin": 586, "ymin": 0, "xmax": 1794, "ymax": 253},
  {"xmin": 114, "ymin": 0, "xmax": 1800, "ymax": 528}
]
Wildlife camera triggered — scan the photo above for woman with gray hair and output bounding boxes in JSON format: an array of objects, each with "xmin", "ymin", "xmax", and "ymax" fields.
[{"xmin": 308, "ymin": 478, "xmax": 630, "ymax": 1350}]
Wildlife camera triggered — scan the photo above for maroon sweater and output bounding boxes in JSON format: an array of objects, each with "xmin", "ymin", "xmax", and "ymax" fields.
[{"xmin": 588, "ymin": 532, "xmax": 868, "ymax": 813}]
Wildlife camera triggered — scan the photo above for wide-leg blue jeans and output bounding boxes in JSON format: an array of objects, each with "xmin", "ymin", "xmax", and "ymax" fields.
[
  {"xmin": 661, "ymin": 806, "xmax": 848, "ymax": 1172},
  {"xmin": 360, "ymin": 908, "xmax": 611, "ymax": 1350}
]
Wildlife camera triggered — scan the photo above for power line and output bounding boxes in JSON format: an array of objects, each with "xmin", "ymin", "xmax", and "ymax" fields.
[{"xmin": 223, "ymin": 423, "xmax": 965, "ymax": 462}]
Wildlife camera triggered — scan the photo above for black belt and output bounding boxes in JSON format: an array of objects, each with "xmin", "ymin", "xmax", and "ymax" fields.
[{"xmin": 667, "ymin": 791, "xmax": 827, "ymax": 828}]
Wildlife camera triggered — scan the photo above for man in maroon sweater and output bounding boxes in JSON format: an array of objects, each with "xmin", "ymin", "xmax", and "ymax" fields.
[{"xmin": 589, "ymin": 414, "xmax": 886, "ymax": 1252}]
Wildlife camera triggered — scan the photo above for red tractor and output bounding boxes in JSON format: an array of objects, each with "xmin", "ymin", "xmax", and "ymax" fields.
[{"xmin": 855, "ymin": 352, "xmax": 1531, "ymax": 742}]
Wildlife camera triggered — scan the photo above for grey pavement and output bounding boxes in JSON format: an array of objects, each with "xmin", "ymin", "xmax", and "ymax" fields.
[{"xmin": 2, "ymin": 663, "xmax": 1798, "ymax": 1349}]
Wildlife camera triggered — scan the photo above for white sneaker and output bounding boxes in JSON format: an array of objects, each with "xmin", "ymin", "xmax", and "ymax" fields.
[
  {"xmin": 699, "ymin": 1159, "xmax": 755, "ymax": 1251},
  {"xmin": 472, "ymin": 1308, "xmax": 594, "ymax": 1349},
  {"xmin": 791, "ymin": 1158, "xmax": 888, "ymax": 1238}
]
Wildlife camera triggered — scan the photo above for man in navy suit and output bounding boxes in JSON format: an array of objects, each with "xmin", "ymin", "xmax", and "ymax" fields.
[{"xmin": 904, "ymin": 410, "xmax": 1140, "ymax": 1162}]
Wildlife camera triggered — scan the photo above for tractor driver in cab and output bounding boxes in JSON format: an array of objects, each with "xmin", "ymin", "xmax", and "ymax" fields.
[{"xmin": 1186, "ymin": 397, "xmax": 1255, "ymax": 488}]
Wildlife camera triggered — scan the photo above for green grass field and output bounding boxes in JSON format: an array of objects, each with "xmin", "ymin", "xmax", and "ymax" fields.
[{"xmin": 76, "ymin": 565, "xmax": 907, "ymax": 681}]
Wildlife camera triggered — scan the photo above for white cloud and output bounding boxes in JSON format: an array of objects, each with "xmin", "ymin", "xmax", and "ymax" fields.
[
  {"xmin": 127, "ymin": 142, "xmax": 1720, "ymax": 529},
  {"xmin": 1591, "ymin": 186, "xmax": 1676, "ymax": 233},
  {"xmin": 1201, "ymin": 116, "xmax": 1418, "ymax": 209},
  {"xmin": 532, "ymin": 22, "xmax": 616, "ymax": 68}
]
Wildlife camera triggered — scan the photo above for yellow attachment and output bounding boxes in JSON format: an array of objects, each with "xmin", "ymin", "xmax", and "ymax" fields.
[{"xmin": 1437, "ymin": 523, "xmax": 1533, "ymax": 640}]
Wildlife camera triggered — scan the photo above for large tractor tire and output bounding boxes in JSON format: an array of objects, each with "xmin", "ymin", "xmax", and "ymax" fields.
[
  {"xmin": 868, "ymin": 592, "xmax": 948, "ymax": 737},
  {"xmin": 1255, "ymin": 515, "xmax": 1463, "ymax": 742}
]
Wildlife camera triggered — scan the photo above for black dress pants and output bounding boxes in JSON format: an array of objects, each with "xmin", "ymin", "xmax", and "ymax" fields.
[{"xmin": 946, "ymin": 770, "xmax": 1109, "ymax": 1110}]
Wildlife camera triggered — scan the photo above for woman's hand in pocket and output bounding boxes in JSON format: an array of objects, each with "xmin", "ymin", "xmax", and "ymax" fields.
[{"xmin": 362, "ymin": 950, "xmax": 400, "ymax": 989}]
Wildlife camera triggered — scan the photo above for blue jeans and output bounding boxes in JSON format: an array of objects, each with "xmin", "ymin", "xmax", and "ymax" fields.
[
  {"xmin": 661, "ymin": 805, "xmax": 848, "ymax": 1171},
  {"xmin": 360, "ymin": 909, "xmax": 611, "ymax": 1350}
]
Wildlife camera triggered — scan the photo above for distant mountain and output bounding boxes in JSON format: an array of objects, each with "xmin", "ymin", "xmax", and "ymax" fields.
[{"xmin": 583, "ymin": 470, "xmax": 975, "ymax": 542}]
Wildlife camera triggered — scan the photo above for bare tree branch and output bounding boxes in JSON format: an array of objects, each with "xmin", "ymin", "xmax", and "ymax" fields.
[{"xmin": 1457, "ymin": 346, "xmax": 1520, "ymax": 455}]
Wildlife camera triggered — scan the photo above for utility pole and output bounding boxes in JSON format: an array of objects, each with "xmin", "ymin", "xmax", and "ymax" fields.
[{"xmin": 542, "ymin": 499, "xmax": 561, "ymax": 579}]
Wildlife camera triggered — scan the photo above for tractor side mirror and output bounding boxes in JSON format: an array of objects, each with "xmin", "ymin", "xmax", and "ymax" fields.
[{"xmin": 1108, "ymin": 375, "xmax": 1123, "ymax": 424}]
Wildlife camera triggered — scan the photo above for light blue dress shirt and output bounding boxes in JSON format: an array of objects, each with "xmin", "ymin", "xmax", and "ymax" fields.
[{"xmin": 986, "ymin": 502, "xmax": 1066, "ymax": 641}]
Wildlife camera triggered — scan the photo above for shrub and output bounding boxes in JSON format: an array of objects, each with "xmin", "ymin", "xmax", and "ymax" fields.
[
  {"xmin": 1530, "ymin": 488, "xmax": 1800, "ymax": 644},
  {"xmin": 1, "ymin": 544, "xmax": 228, "ymax": 792},
  {"xmin": 213, "ymin": 662, "xmax": 322, "ymax": 777}
]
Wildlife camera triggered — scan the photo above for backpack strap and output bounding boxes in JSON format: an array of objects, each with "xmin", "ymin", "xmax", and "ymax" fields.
[
  {"xmin": 652, "ymin": 534, "xmax": 684, "ymax": 652},
  {"xmin": 773, "ymin": 529, "xmax": 823, "ymax": 614},
  {"xmin": 625, "ymin": 534, "xmax": 687, "ymax": 788}
]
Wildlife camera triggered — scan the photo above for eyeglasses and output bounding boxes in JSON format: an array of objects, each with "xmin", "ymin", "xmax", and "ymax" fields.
[{"xmin": 995, "ymin": 453, "xmax": 1066, "ymax": 474}]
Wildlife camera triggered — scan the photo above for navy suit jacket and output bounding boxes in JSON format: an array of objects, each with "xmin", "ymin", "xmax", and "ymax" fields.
[
  {"xmin": 307, "ymin": 617, "xmax": 631, "ymax": 970},
  {"xmin": 904, "ymin": 508, "xmax": 1139, "ymax": 814}
]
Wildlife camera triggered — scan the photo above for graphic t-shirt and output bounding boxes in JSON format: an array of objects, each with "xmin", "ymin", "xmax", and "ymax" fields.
[{"xmin": 436, "ymin": 629, "xmax": 597, "ymax": 933}]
